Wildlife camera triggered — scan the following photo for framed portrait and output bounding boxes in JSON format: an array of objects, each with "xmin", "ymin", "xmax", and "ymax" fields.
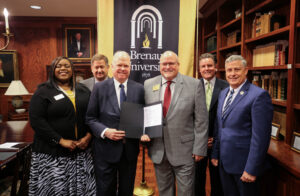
[
  {"xmin": 62, "ymin": 24, "xmax": 95, "ymax": 62},
  {"xmin": 271, "ymin": 123, "xmax": 281, "ymax": 140},
  {"xmin": 291, "ymin": 131, "xmax": 300, "ymax": 153},
  {"xmin": 0, "ymin": 50, "xmax": 18, "ymax": 87}
]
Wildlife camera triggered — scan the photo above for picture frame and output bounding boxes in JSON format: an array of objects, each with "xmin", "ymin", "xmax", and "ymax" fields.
[
  {"xmin": 0, "ymin": 50, "xmax": 19, "ymax": 87},
  {"xmin": 62, "ymin": 24, "xmax": 95, "ymax": 62},
  {"xmin": 271, "ymin": 123, "xmax": 281, "ymax": 140},
  {"xmin": 291, "ymin": 131, "xmax": 300, "ymax": 153}
]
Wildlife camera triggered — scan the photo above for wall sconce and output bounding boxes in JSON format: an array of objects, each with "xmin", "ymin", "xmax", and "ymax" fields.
[
  {"xmin": 1, "ymin": 8, "xmax": 13, "ymax": 51},
  {"xmin": 5, "ymin": 80, "xmax": 29, "ymax": 113}
]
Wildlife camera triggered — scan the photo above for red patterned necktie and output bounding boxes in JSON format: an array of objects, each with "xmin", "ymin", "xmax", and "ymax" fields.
[{"xmin": 163, "ymin": 81, "xmax": 172, "ymax": 118}]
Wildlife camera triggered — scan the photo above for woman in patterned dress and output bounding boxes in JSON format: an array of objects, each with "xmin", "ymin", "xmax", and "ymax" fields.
[{"xmin": 29, "ymin": 56, "xmax": 96, "ymax": 195}]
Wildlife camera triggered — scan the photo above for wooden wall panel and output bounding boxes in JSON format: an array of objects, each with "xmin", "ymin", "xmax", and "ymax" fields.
[{"xmin": 0, "ymin": 17, "xmax": 96, "ymax": 121}]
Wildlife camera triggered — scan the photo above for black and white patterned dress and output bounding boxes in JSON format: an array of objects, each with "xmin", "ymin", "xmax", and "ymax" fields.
[
  {"xmin": 29, "ymin": 148, "xmax": 96, "ymax": 196},
  {"xmin": 28, "ymin": 82, "xmax": 96, "ymax": 196}
]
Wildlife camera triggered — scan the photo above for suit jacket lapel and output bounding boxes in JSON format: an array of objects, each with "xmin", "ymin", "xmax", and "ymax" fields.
[
  {"xmin": 126, "ymin": 80, "xmax": 135, "ymax": 102},
  {"xmin": 222, "ymin": 80, "xmax": 250, "ymax": 121},
  {"xmin": 167, "ymin": 73, "xmax": 183, "ymax": 117},
  {"xmin": 210, "ymin": 78, "xmax": 222, "ymax": 111},
  {"xmin": 107, "ymin": 78, "xmax": 120, "ymax": 114},
  {"xmin": 151, "ymin": 75, "xmax": 162, "ymax": 103}
]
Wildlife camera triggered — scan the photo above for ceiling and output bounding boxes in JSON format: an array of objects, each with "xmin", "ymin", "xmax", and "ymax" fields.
[
  {"xmin": 0, "ymin": 0, "xmax": 207, "ymax": 17},
  {"xmin": 0, "ymin": 0, "xmax": 97, "ymax": 17}
]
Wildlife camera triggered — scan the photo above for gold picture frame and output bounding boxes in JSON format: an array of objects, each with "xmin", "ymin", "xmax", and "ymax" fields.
[
  {"xmin": 62, "ymin": 24, "xmax": 95, "ymax": 62},
  {"xmin": 271, "ymin": 123, "xmax": 281, "ymax": 140},
  {"xmin": 291, "ymin": 131, "xmax": 300, "ymax": 153},
  {"xmin": 0, "ymin": 50, "xmax": 18, "ymax": 87}
]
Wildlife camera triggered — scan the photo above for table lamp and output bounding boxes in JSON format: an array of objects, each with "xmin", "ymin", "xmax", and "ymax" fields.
[{"xmin": 4, "ymin": 80, "xmax": 29, "ymax": 113}]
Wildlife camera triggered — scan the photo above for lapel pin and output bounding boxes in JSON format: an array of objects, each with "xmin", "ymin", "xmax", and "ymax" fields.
[
  {"xmin": 152, "ymin": 84, "xmax": 160, "ymax": 91},
  {"xmin": 240, "ymin": 91, "xmax": 244, "ymax": 95}
]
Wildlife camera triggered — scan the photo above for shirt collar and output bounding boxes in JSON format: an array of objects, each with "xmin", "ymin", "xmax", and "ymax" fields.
[
  {"xmin": 161, "ymin": 75, "xmax": 178, "ymax": 85},
  {"xmin": 203, "ymin": 76, "xmax": 216, "ymax": 87},
  {"xmin": 113, "ymin": 78, "xmax": 128, "ymax": 88},
  {"xmin": 229, "ymin": 79, "xmax": 247, "ymax": 93}
]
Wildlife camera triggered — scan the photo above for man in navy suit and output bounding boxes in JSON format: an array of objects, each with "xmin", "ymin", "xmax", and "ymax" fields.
[
  {"xmin": 211, "ymin": 55, "xmax": 273, "ymax": 196},
  {"xmin": 86, "ymin": 51, "xmax": 144, "ymax": 196},
  {"xmin": 195, "ymin": 53, "xmax": 228, "ymax": 196}
]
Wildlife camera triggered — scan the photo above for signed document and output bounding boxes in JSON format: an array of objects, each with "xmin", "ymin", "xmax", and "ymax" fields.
[{"xmin": 119, "ymin": 102, "xmax": 162, "ymax": 138}]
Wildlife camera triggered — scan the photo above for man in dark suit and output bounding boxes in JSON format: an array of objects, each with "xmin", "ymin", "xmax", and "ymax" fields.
[
  {"xmin": 195, "ymin": 53, "xmax": 228, "ymax": 196},
  {"xmin": 86, "ymin": 51, "xmax": 144, "ymax": 196},
  {"xmin": 81, "ymin": 54, "xmax": 109, "ymax": 91},
  {"xmin": 69, "ymin": 32, "xmax": 88, "ymax": 58},
  {"xmin": 211, "ymin": 55, "xmax": 273, "ymax": 196}
]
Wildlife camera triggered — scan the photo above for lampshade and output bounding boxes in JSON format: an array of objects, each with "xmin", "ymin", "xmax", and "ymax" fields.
[{"xmin": 5, "ymin": 80, "xmax": 29, "ymax": 96}]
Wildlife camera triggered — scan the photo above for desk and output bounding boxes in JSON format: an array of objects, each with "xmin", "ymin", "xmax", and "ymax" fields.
[
  {"xmin": 261, "ymin": 140, "xmax": 300, "ymax": 196},
  {"xmin": 0, "ymin": 121, "xmax": 34, "ymax": 196}
]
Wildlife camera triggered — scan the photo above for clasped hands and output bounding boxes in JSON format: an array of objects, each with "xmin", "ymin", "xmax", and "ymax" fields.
[{"xmin": 59, "ymin": 132, "xmax": 91, "ymax": 151}]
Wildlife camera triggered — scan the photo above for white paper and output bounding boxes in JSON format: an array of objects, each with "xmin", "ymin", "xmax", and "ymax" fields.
[
  {"xmin": 144, "ymin": 103, "xmax": 162, "ymax": 128},
  {"xmin": 0, "ymin": 142, "xmax": 20, "ymax": 149},
  {"xmin": 293, "ymin": 136, "xmax": 300, "ymax": 150},
  {"xmin": 271, "ymin": 126, "xmax": 278, "ymax": 137}
]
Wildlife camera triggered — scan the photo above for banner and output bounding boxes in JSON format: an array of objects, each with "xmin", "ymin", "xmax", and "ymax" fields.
[{"xmin": 97, "ymin": 0, "xmax": 197, "ymax": 83}]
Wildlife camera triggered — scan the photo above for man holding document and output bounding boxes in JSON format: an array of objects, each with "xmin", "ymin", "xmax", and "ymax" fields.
[
  {"xmin": 86, "ymin": 51, "xmax": 144, "ymax": 196},
  {"xmin": 142, "ymin": 51, "xmax": 209, "ymax": 196}
]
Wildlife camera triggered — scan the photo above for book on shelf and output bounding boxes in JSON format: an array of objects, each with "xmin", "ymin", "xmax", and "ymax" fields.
[
  {"xmin": 252, "ymin": 11, "xmax": 285, "ymax": 38},
  {"xmin": 279, "ymin": 72, "xmax": 287, "ymax": 100},
  {"xmin": 207, "ymin": 36, "xmax": 217, "ymax": 52},
  {"xmin": 271, "ymin": 71, "xmax": 279, "ymax": 99},
  {"xmin": 252, "ymin": 40, "xmax": 288, "ymax": 67},
  {"xmin": 227, "ymin": 30, "xmax": 241, "ymax": 46}
]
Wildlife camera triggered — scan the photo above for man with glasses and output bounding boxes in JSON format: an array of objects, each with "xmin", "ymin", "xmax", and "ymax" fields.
[{"xmin": 142, "ymin": 51, "xmax": 208, "ymax": 196}]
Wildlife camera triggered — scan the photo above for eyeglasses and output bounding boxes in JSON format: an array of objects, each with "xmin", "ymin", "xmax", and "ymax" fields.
[{"xmin": 160, "ymin": 62, "xmax": 177, "ymax": 67}]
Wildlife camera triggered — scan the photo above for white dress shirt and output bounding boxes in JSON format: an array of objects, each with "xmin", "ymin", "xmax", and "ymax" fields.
[
  {"xmin": 101, "ymin": 78, "xmax": 128, "ymax": 138},
  {"xmin": 222, "ymin": 79, "xmax": 247, "ymax": 112}
]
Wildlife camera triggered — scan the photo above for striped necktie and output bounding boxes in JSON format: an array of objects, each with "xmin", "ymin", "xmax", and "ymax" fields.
[{"xmin": 222, "ymin": 89, "xmax": 234, "ymax": 117}]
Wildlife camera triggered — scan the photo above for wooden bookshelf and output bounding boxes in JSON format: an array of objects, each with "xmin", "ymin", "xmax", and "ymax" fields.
[
  {"xmin": 272, "ymin": 99, "xmax": 287, "ymax": 107},
  {"xmin": 220, "ymin": 17, "xmax": 241, "ymax": 30},
  {"xmin": 248, "ymin": 65, "xmax": 288, "ymax": 70},
  {"xmin": 293, "ymin": 104, "xmax": 300, "ymax": 110},
  {"xmin": 245, "ymin": 0, "xmax": 273, "ymax": 15},
  {"xmin": 219, "ymin": 42, "xmax": 241, "ymax": 51},
  {"xmin": 204, "ymin": 31, "xmax": 217, "ymax": 39},
  {"xmin": 200, "ymin": 0, "xmax": 300, "ymax": 194},
  {"xmin": 245, "ymin": 26, "xmax": 290, "ymax": 44},
  {"xmin": 208, "ymin": 49, "xmax": 217, "ymax": 54}
]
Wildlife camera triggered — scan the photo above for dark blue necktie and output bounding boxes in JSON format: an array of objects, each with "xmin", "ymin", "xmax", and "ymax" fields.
[
  {"xmin": 222, "ymin": 89, "xmax": 234, "ymax": 117},
  {"xmin": 119, "ymin": 84, "xmax": 126, "ymax": 106}
]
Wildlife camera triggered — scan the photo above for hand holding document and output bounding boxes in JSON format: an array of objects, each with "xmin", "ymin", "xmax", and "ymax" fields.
[{"xmin": 119, "ymin": 102, "xmax": 163, "ymax": 138}]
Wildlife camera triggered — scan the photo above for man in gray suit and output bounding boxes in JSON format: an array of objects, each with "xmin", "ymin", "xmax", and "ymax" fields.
[
  {"xmin": 81, "ymin": 54, "xmax": 109, "ymax": 91},
  {"xmin": 142, "ymin": 51, "xmax": 208, "ymax": 196}
]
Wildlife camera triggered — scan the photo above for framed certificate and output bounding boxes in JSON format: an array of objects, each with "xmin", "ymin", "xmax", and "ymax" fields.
[
  {"xmin": 271, "ymin": 123, "xmax": 280, "ymax": 140},
  {"xmin": 291, "ymin": 131, "xmax": 300, "ymax": 153}
]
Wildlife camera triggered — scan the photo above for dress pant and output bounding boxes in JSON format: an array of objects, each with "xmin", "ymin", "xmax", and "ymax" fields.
[
  {"xmin": 219, "ymin": 161, "xmax": 260, "ymax": 196},
  {"xmin": 195, "ymin": 149, "xmax": 223, "ymax": 196},
  {"xmin": 94, "ymin": 147, "xmax": 137, "ymax": 196},
  {"xmin": 154, "ymin": 154, "xmax": 195, "ymax": 196}
]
